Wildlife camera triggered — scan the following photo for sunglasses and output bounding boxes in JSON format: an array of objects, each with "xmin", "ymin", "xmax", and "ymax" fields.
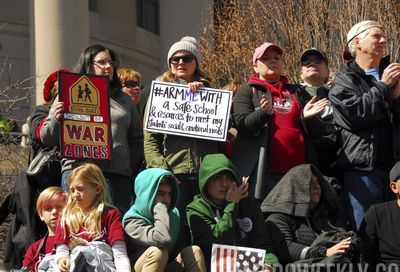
[
  {"xmin": 301, "ymin": 58, "xmax": 323, "ymax": 66},
  {"xmin": 93, "ymin": 59, "xmax": 118, "ymax": 68},
  {"xmin": 124, "ymin": 80, "xmax": 140, "ymax": 88},
  {"xmin": 170, "ymin": 55, "xmax": 194, "ymax": 65}
]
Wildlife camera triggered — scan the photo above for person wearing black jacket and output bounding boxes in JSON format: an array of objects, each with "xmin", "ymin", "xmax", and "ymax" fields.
[
  {"xmin": 360, "ymin": 161, "xmax": 400, "ymax": 270},
  {"xmin": 2, "ymin": 69, "xmax": 66, "ymax": 269},
  {"xmin": 299, "ymin": 48, "xmax": 338, "ymax": 178},
  {"xmin": 232, "ymin": 42, "xmax": 328, "ymax": 200},
  {"xmin": 261, "ymin": 164, "xmax": 351, "ymax": 265},
  {"xmin": 329, "ymin": 20, "xmax": 400, "ymax": 231}
]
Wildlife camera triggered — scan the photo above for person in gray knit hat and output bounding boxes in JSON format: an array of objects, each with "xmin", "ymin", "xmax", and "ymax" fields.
[
  {"xmin": 143, "ymin": 35, "xmax": 216, "ymax": 249},
  {"xmin": 167, "ymin": 36, "xmax": 201, "ymax": 68},
  {"xmin": 137, "ymin": 36, "xmax": 208, "ymax": 117}
]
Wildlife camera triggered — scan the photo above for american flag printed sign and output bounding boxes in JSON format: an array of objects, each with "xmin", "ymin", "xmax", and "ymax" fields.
[{"xmin": 211, "ymin": 244, "xmax": 266, "ymax": 272}]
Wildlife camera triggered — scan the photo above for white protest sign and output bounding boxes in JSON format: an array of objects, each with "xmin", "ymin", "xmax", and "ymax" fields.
[{"xmin": 144, "ymin": 80, "xmax": 232, "ymax": 142}]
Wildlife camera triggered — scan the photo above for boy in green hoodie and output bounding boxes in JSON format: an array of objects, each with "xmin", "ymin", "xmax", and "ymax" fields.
[
  {"xmin": 123, "ymin": 168, "xmax": 206, "ymax": 272},
  {"xmin": 186, "ymin": 153, "xmax": 279, "ymax": 270}
]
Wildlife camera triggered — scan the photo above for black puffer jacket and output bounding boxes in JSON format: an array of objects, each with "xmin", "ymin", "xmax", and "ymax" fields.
[{"xmin": 329, "ymin": 57, "xmax": 400, "ymax": 171}]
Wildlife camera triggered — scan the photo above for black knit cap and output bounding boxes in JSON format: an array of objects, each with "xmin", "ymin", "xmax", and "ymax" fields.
[
  {"xmin": 390, "ymin": 161, "xmax": 400, "ymax": 182},
  {"xmin": 300, "ymin": 48, "xmax": 328, "ymax": 65}
]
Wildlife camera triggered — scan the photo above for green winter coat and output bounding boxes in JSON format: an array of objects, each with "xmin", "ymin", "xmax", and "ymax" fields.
[{"xmin": 186, "ymin": 153, "xmax": 279, "ymax": 267}]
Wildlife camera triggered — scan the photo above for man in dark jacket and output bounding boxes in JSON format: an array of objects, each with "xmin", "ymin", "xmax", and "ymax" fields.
[
  {"xmin": 300, "ymin": 48, "xmax": 337, "ymax": 177},
  {"xmin": 329, "ymin": 20, "xmax": 400, "ymax": 231}
]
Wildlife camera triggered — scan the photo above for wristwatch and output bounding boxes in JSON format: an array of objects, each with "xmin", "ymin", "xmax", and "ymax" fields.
[{"xmin": 317, "ymin": 246, "xmax": 327, "ymax": 257}]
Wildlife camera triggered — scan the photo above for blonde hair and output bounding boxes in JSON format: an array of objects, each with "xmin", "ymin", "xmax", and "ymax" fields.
[
  {"xmin": 61, "ymin": 163, "xmax": 113, "ymax": 237},
  {"xmin": 117, "ymin": 67, "xmax": 142, "ymax": 84},
  {"xmin": 222, "ymin": 79, "xmax": 242, "ymax": 97},
  {"xmin": 36, "ymin": 186, "xmax": 67, "ymax": 215}
]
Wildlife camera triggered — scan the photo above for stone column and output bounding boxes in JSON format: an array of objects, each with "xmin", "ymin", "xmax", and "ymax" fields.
[{"xmin": 33, "ymin": 0, "xmax": 89, "ymax": 105}]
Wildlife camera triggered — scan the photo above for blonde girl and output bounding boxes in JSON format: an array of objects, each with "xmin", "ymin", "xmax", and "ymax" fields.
[{"xmin": 54, "ymin": 163, "xmax": 131, "ymax": 272}]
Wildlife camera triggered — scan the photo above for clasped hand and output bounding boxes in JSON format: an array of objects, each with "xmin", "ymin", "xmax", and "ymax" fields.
[{"xmin": 303, "ymin": 96, "xmax": 329, "ymax": 120}]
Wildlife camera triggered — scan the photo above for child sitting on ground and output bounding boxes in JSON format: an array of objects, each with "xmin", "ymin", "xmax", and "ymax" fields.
[
  {"xmin": 54, "ymin": 163, "xmax": 131, "ymax": 272},
  {"xmin": 23, "ymin": 186, "xmax": 67, "ymax": 271},
  {"xmin": 123, "ymin": 168, "xmax": 207, "ymax": 272},
  {"xmin": 186, "ymin": 153, "xmax": 278, "ymax": 270}
]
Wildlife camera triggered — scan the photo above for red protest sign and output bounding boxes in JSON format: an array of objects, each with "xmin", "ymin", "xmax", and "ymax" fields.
[{"xmin": 59, "ymin": 72, "xmax": 111, "ymax": 160}]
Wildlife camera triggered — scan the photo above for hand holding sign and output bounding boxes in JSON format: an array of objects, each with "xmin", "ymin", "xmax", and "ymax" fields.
[
  {"xmin": 188, "ymin": 81, "xmax": 204, "ymax": 92},
  {"xmin": 51, "ymin": 101, "xmax": 65, "ymax": 121}
]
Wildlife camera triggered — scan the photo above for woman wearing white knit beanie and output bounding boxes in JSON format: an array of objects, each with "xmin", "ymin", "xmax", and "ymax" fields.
[{"xmin": 142, "ymin": 36, "xmax": 218, "ymax": 252}]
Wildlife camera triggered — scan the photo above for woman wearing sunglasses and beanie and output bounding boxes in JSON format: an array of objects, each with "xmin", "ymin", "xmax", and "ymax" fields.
[
  {"xmin": 232, "ymin": 42, "xmax": 328, "ymax": 201},
  {"xmin": 142, "ymin": 36, "xmax": 218, "ymax": 249}
]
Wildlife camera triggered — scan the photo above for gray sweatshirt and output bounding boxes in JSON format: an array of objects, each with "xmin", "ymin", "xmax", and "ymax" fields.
[{"xmin": 124, "ymin": 204, "xmax": 175, "ymax": 255}]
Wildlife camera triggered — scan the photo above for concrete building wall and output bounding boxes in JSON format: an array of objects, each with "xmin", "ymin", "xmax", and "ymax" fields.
[
  {"xmin": 0, "ymin": 0, "xmax": 31, "ymax": 120},
  {"xmin": 0, "ymin": 0, "xmax": 213, "ymax": 124},
  {"xmin": 160, "ymin": 0, "xmax": 212, "ymax": 71},
  {"xmin": 34, "ymin": 0, "xmax": 90, "ymax": 105}
]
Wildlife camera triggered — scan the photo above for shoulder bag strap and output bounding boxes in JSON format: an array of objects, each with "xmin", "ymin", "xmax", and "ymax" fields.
[{"xmin": 25, "ymin": 232, "xmax": 48, "ymax": 267}]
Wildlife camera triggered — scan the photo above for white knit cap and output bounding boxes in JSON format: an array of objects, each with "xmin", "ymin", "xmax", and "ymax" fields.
[
  {"xmin": 167, "ymin": 36, "xmax": 200, "ymax": 67},
  {"xmin": 346, "ymin": 20, "xmax": 382, "ymax": 44}
]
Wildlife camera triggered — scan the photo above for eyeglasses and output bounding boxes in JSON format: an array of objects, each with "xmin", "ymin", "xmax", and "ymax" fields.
[
  {"xmin": 301, "ymin": 58, "xmax": 323, "ymax": 66},
  {"xmin": 170, "ymin": 55, "xmax": 194, "ymax": 65},
  {"xmin": 124, "ymin": 80, "xmax": 140, "ymax": 88},
  {"xmin": 93, "ymin": 59, "xmax": 118, "ymax": 68}
]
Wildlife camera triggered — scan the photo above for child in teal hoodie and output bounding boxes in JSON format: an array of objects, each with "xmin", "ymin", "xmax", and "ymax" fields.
[
  {"xmin": 123, "ymin": 168, "xmax": 206, "ymax": 271},
  {"xmin": 186, "ymin": 154, "xmax": 279, "ymax": 270}
]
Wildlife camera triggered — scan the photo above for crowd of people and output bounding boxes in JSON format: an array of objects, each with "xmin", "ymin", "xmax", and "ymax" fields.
[{"xmin": 2, "ymin": 19, "xmax": 400, "ymax": 272}]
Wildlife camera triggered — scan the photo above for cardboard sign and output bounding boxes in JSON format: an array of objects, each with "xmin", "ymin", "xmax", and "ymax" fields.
[
  {"xmin": 59, "ymin": 72, "xmax": 111, "ymax": 160},
  {"xmin": 144, "ymin": 81, "xmax": 232, "ymax": 142}
]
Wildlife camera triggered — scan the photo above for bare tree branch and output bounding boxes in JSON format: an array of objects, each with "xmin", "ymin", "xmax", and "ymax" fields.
[{"xmin": 200, "ymin": 0, "xmax": 400, "ymax": 86}]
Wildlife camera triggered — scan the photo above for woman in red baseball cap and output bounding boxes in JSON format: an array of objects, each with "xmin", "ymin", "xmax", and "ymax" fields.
[{"xmin": 232, "ymin": 42, "xmax": 329, "ymax": 201}]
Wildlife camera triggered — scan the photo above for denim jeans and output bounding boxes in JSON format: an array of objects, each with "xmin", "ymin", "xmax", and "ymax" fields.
[
  {"xmin": 344, "ymin": 169, "xmax": 394, "ymax": 230},
  {"xmin": 61, "ymin": 169, "xmax": 71, "ymax": 191}
]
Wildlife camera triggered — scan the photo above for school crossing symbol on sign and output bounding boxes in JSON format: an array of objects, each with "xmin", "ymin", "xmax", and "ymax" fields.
[{"xmin": 59, "ymin": 72, "xmax": 111, "ymax": 160}]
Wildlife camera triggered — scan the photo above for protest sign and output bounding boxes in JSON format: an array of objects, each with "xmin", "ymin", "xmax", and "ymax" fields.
[
  {"xmin": 144, "ymin": 81, "xmax": 232, "ymax": 142},
  {"xmin": 59, "ymin": 72, "xmax": 111, "ymax": 160}
]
